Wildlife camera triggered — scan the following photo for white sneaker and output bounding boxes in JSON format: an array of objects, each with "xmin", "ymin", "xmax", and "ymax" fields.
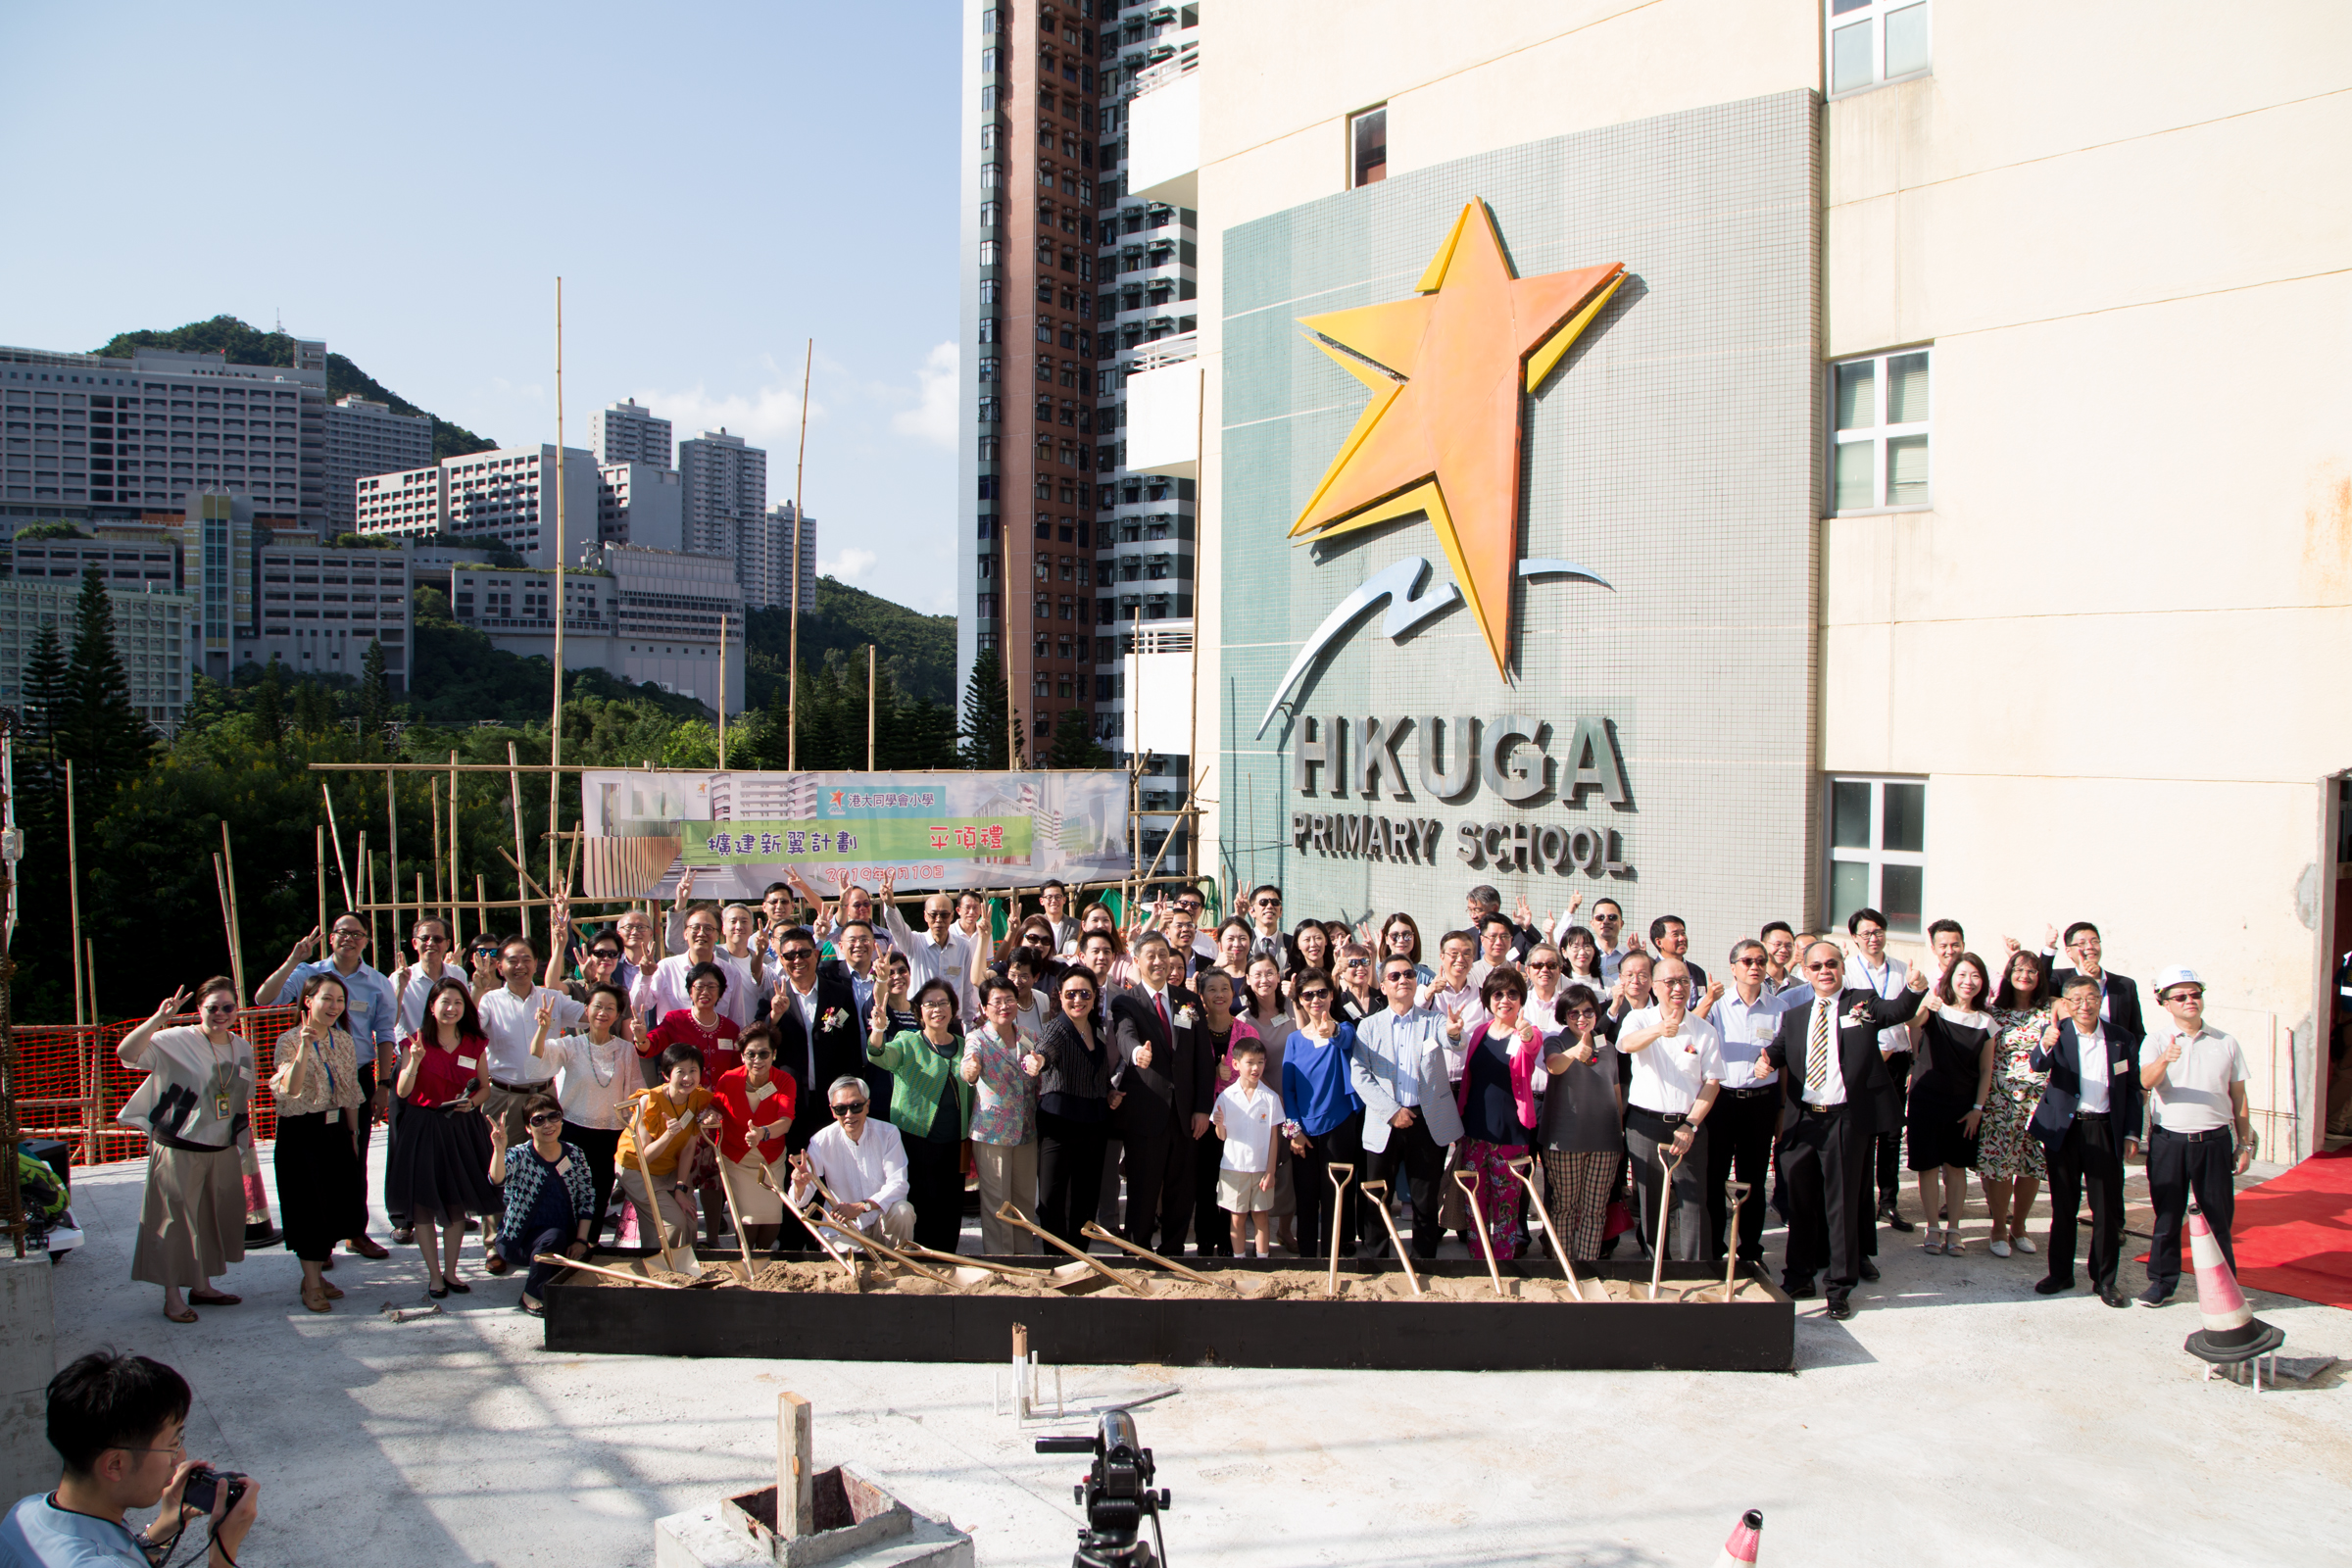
[
  {"xmin": 2012, "ymin": 1235, "xmax": 2037, "ymax": 1254},
  {"xmin": 1988, "ymin": 1237, "xmax": 2012, "ymax": 1257}
]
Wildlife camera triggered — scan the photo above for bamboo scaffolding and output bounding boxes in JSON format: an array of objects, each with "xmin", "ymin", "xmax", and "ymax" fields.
[
  {"xmin": 315, "ymin": 825, "xmax": 327, "ymax": 948},
  {"xmin": 549, "ymin": 274, "xmax": 567, "ymax": 912},
  {"xmin": 319, "ymin": 782, "xmax": 354, "ymax": 912},
  {"xmin": 474, "ymin": 874, "xmax": 487, "ymax": 939},
  {"xmin": 789, "ymin": 338, "xmax": 811, "ymax": 770},
  {"xmin": 387, "ymin": 767, "xmax": 401, "ymax": 951},
  {"xmin": 64, "ymin": 760, "xmax": 82, "ymax": 1027},
  {"xmin": 717, "ymin": 613, "xmax": 728, "ymax": 768},
  {"xmin": 358, "ymin": 831, "xmax": 374, "ymax": 956},
  {"xmin": 220, "ymin": 824, "xmax": 249, "ymax": 1005},
  {"xmin": 865, "ymin": 644, "xmax": 876, "ymax": 769},
  {"xmin": 506, "ymin": 742, "xmax": 530, "ymax": 942},
  {"xmin": 448, "ymin": 753, "xmax": 462, "ymax": 951}
]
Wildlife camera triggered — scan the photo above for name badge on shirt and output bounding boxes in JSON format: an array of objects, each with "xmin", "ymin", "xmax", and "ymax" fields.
[
  {"xmin": 747, "ymin": 1081, "xmax": 777, "ymax": 1107},
  {"xmin": 1750, "ymin": 1019, "xmax": 1775, "ymax": 1046},
  {"xmin": 556, "ymin": 1157, "xmax": 572, "ymax": 1176},
  {"xmin": 2113, "ymin": 1058, "xmax": 2130, "ymax": 1077},
  {"xmin": 457, "ymin": 1055, "xmax": 478, "ymax": 1070}
]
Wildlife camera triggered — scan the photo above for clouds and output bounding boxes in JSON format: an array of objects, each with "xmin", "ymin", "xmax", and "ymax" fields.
[
  {"xmin": 631, "ymin": 378, "xmax": 812, "ymax": 453},
  {"xmin": 890, "ymin": 341, "xmax": 958, "ymax": 450},
  {"xmin": 820, "ymin": 547, "xmax": 878, "ymax": 583}
]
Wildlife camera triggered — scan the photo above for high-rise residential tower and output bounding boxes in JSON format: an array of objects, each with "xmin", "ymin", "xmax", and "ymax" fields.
[
  {"xmin": 740, "ymin": 502, "xmax": 817, "ymax": 615},
  {"xmin": 589, "ymin": 398, "xmax": 673, "ymax": 468},
  {"xmin": 956, "ymin": 0, "xmax": 1105, "ymax": 762},
  {"xmin": 320, "ymin": 394, "xmax": 433, "ymax": 533},
  {"xmin": 678, "ymin": 428, "xmax": 766, "ymax": 561}
]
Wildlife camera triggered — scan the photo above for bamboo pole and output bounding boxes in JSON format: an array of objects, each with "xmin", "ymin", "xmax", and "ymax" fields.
[
  {"xmin": 474, "ymin": 874, "xmax": 487, "ymax": 940},
  {"xmin": 220, "ymin": 823, "xmax": 249, "ymax": 1007},
  {"xmin": 319, "ymin": 781, "xmax": 354, "ymax": 912},
  {"xmin": 506, "ymin": 742, "xmax": 530, "ymax": 942},
  {"xmin": 788, "ymin": 339, "xmax": 811, "ymax": 771},
  {"xmin": 387, "ymin": 766, "xmax": 401, "ymax": 954},
  {"xmin": 866, "ymin": 644, "xmax": 876, "ymax": 769},
  {"xmin": 429, "ymin": 779, "xmax": 444, "ymax": 909},
  {"xmin": 717, "ymin": 613, "xmax": 728, "ymax": 768},
  {"xmin": 213, "ymin": 854, "xmax": 237, "ymax": 982},
  {"xmin": 64, "ymin": 760, "xmax": 83, "ymax": 1028},
  {"xmin": 315, "ymin": 825, "xmax": 327, "ymax": 951},
  {"xmin": 448, "ymin": 752, "xmax": 462, "ymax": 951},
  {"xmin": 550, "ymin": 274, "xmax": 567, "ymax": 909},
  {"xmin": 358, "ymin": 830, "xmax": 374, "ymax": 956}
]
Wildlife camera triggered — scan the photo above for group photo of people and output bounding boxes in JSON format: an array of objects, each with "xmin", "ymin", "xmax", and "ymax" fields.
[{"xmin": 115, "ymin": 871, "xmax": 2259, "ymax": 1326}]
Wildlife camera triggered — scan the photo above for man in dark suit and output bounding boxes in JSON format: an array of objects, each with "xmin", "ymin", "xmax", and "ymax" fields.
[
  {"xmin": 766, "ymin": 927, "xmax": 872, "ymax": 1154},
  {"xmin": 2046, "ymin": 921, "xmax": 2145, "ymax": 1040},
  {"xmin": 1109, "ymin": 931, "xmax": 1213, "ymax": 1253},
  {"xmin": 1762, "ymin": 940, "xmax": 1929, "ymax": 1320},
  {"xmin": 2029, "ymin": 973, "xmax": 2145, "ymax": 1306}
]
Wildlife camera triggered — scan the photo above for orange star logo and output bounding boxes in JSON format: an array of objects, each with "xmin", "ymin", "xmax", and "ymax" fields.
[{"xmin": 1292, "ymin": 200, "xmax": 1626, "ymax": 676}]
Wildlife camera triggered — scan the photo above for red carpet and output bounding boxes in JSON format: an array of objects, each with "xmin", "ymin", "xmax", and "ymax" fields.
[{"xmin": 2139, "ymin": 1148, "xmax": 2352, "ymax": 1308}]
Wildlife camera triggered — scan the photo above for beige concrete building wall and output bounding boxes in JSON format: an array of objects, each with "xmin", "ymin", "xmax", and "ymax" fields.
[{"xmin": 1173, "ymin": 0, "xmax": 2352, "ymax": 1156}]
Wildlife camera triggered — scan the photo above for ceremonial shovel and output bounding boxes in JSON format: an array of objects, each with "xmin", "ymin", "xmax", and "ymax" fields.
[
  {"xmin": 1648, "ymin": 1145, "xmax": 1687, "ymax": 1301},
  {"xmin": 754, "ymin": 1163, "xmax": 858, "ymax": 1282},
  {"xmin": 996, "ymin": 1202, "xmax": 1153, "ymax": 1296},
  {"xmin": 1719, "ymin": 1179, "xmax": 1753, "ymax": 1303},
  {"xmin": 1325, "ymin": 1162, "xmax": 1355, "ymax": 1298},
  {"xmin": 1081, "ymin": 1222, "xmax": 1235, "ymax": 1291},
  {"xmin": 628, "ymin": 1101, "xmax": 704, "ymax": 1281},
  {"xmin": 1357, "ymin": 1179, "xmax": 1421, "ymax": 1297},
  {"xmin": 808, "ymin": 1175, "xmax": 957, "ymax": 1286},
  {"xmin": 1505, "ymin": 1155, "xmax": 1585, "ymax": 1299},
  {"xmin": 1452, "ymin": 1168, "xmax": 1506, "ymax": 1297}
]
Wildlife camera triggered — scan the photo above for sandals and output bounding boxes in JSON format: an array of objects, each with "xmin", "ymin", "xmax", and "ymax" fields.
[
  {"xmin": 301, "ymin": 1282, "xmax": 333, "ymax": 1313},
  {"xmin": 166, "ymin": 1304, "xmax": 199, "ymax": 1324},
  {"xmin": 188, "ymin": 1289, "xmax": 241, "ymax": 1306},
  {"xmin": 1940, "ymin": 1229, "xmax": 1964, "ymax": 1256}
]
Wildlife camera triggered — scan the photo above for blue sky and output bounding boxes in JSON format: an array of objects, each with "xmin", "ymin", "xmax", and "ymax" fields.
[{"xmin": 0, "ymin": 1, "xmax": 966, "ymax": 611}]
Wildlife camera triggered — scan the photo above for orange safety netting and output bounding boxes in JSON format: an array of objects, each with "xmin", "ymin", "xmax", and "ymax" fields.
[{"xmin": 13, "ymin": 1006, "xmax": 301, "ymax": 1165}]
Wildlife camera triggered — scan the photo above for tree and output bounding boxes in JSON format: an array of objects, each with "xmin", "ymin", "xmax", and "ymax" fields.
[
  {"xmin": 358, "ymin": 640, "xmax": 392, "ymax": 752},
  {"xmin": 252, "ymin": 659, "xmax": 285, "ymax": 746},
  {"xmin": 957, "ymin": 650, "xmax": 1017, "ymax": 769},
  {"xmin": 20, "ymin": 621, "xmax": 68, "ymax": 821},
  {"xmin": 1046, "ymin": 706, "xmax": 1110, "ymax": 769},
  {"xmin": 292, "ymin": 677, "xmax": 336, "ymax": 737},
  {"xmin": 53, "ymin": 567, "xmax": 154, "ymax": 800}
]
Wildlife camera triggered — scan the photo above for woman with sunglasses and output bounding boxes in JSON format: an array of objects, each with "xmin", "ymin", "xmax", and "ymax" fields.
[
  {"xmin": 1451, "ymin": 966, "xmax": 1547, "ymax": 1262},
  {"xmin": 1332, "ymin": 944, "xmax": 1379, "ymax": 1026},
  {"xmin": 1280, "ymin": 971, "xmax": 1364, "ymax": 1260},
  {"xmin": 1534, "ymin": 983, "xmax": 1622, "ymax": 1262},
  {"xmin": 865, "ymin": 977, "xmax": 975, "ymax": 1250},
  {"xmin": 711, "ymin": 1021, "xmax": 797, "ymax": 1254},
  {"xmin": 1374, "ymin": 914, "xmax": 1435, "ymax": 987},
  {"xmin": 1035, "ymin": 965, "xmax": 1114, "ymax": 1245},
  {"xmin": 270, "ymin": 972, "xmax": 366, "ymax": 1314},
  {"xmin": 117, "ymin": 980, "xmax": 257, "ymax": 1324},
  {"xmin": 387, "ymin": 978, "xmax": 500, "ymax": 1298},
  {"xmin": 485, "ymin": 1092, "xmax": 595, "ymax": 1316}
]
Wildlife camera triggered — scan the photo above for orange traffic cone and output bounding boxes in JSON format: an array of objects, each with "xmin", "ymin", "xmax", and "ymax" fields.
[
  {"xmin": 2181, "ymin": 1201, "xmax": 2281, "ymax": 1370},
  {"xmin": 1713, "ymin": 1508, "xmax": 1762, "ymax": 1565}
]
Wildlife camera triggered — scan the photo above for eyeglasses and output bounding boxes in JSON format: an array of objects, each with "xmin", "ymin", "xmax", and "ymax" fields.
[
  {"xmin": 589, "ymin": 951, "xmax": 620, "ymax": 963},
  {"xmin": 1591, "ymin": 913, "xmax": 1620, "ymax": 923},
  {"xmin": 416, "ymin": 935, "xmax": 449, "ymax": 947},
  {"xmin": 1063, "ymin": 990, "xmax": 1098, "ymax": 1004},
  {"xmin": 2163, "ymin": 990, "xmax": 2203, "ymax": 1004},
  {"xmin": 1659, "ymin": 979, "xmax": 1691, "ymax": 991},
  {"xmin": 1805, "ymin": 959, "xmax": 1843, "ymax": 972},
  {"xmin": 1344, "ymin": 956, "xmax": 1369, "ymax": 967},
  {"xmin": 830, "ymin": 1102, "xmax": 868, "ymax": 1117},
  {"xmin": 741, "ymin": 1051, "xmax": 774, "ymax": 1061},
  {"xmin": 526, "ymin": 1112, "xmax": 564, "ymax": 1127},
  {"xmin": 1384, "ymin": 970, "xmax": 1417, "ymax": 983},
  {"xmin": 1566, "ymin": 1005, "xmax": 1599, "ymax": 1019},
  {"xmin": 200, "ymin": 1001, "xmax": 238, "ymax": 1014}
]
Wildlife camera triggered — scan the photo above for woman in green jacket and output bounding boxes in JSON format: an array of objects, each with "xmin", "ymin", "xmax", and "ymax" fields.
[{"xmin": 865, "ymin": 977, "xmax": 974, "ymax": 1251}]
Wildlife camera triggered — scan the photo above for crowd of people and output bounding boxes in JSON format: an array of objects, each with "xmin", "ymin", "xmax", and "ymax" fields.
[{"xmin": 114, "ymin": 872, "xmax": 2259, "ymax": 1325}]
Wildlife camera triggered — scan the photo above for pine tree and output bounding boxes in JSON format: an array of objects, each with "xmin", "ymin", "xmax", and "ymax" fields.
[
  {"xmin": 957, "ymin": 649, "xmax": 1015, "ymax": 769},
  {"xmin": 358, "ymin": 638, "xmax": 392, "ymax": 752},
  {"xmin": 1046, "ymin": 705, "xmax": 1110, "ymax": 769},
  {"xmin": 20, "ymin": 621, "xmax": 68, "ymax": 823},
  {"xmin": 54, "ymin": 567, "xmax": 153, "ymax": 799},
  {"xmin": 292, "ymin": 679, "xmax": 334, "ymax": 736},
  {"xmin": 253, "ymin": 659, "xmax": 285, "ymax": 746}
]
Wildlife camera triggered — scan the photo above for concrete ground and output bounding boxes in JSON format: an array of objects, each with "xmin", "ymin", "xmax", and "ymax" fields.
[{"xmin": 26, "ymin": 1146, "xmax": 2352, "ymax": 1567}]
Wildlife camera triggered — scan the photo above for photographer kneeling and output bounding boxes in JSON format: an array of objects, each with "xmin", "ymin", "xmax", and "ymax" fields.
[{"xmin": 1, "ymin": 1350, "xmax": 259, "ymax": 1567}]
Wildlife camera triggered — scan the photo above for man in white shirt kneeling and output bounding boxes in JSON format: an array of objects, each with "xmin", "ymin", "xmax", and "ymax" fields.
[{"xmin": 787, "ymin": 1075, "xmax": 916, "ymax": 1248}]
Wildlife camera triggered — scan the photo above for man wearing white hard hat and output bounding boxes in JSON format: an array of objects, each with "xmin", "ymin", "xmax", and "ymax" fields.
[{"xmin": 2135, "ymin": 966, "xmax": 2253, "ymax": 1307}]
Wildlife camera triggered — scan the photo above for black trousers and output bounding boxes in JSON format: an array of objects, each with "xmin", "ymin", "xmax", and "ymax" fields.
[
  {"xmin": 354, "ymin": 1062, "xmax": 378, "ymax": 1233},
  {"xmin": 1363, "ymin": 1110, "xmax": 1446, "ymax": 1257},
  {"xmin": 1189, "ymin": 1125, "xmax": 1231, "ymax": 1254},
  {"xmin": 1120, "ymin": 1124, "xmax": 1197, "ymax": 1252},
  {"xmin": 1706, "ymin": 1088, "xmax": 1780, "ymax": 1262},
  {"xmin": 1293, "ymin": 1112, "xmax": 1365, "ymax": 1261},
  {"xmin": 384, "ymin": 1090, "xmax": 409, "ymax": 1227},
  {"xmin": 2145, "ymin": 1126, "xmax": 2235, "ymax": 1296},
  {"xmin": 1036, "ymin": 1110, "xmax": 1108, "ymax": 1248},
  {"xmin": 1776, "ymin": 1102, "xmax": 1872, "ymax": 1297},
  {"xmin": 2045, "ymin": 1114, "xmax": 2126, "ymax": 1292},
  {"xmin": 563, "ymin": 1122, "xmax": 622, "ymax": 1241},
  {"xmin": 273, "ymin": 1110, "xmax": 365, "ymax": 1264},
  {"xmin": 1873, "ymin": 1052, "xmax": 1912, "ymax": 1200},
  {"xmin": 904, "ymin": 1135, "xmax": 964, "ymax": 1252}
]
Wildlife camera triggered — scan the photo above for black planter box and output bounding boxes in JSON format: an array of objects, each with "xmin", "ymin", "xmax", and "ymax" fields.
[{"xmin": 541, "ymin": 1254, "xmax": 1794, "ymax": 1372}]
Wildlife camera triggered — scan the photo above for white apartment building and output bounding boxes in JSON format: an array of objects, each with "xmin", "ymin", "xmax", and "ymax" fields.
[
  {"xmin": 589, "ymin": 398, "xmax": 672, "ymax": 468},
  {"xmin": 241, "ymin": 530, "xmax": 412, "ymax": 690},
  {"xmin": 597, "ymin": 462, "xmax": 683, "ymax": 554},
  {"xmin": 320, "ymin": 395, "xmax": 433, "ymax": 533},
  {"xmin": 1, "ymin": 343, "xmax": 326, "ymax": 528},
  {"xmin": 445, "ymin": 542, "xmax": 746, "ymax": 710},
  {"xmin": 677, "ymin": 428, "xmax": 765, "ymax": 560},
  {"xmin": 0, "ymin": 577, "xmax": 196, "ymax": 730},
  {"xmin": 738, "ymin": 502, "xmax": 815, "ymax": 614},
  {"xmin": 353, "ymin": 444, "xmax": 601, "ymax": 567}
]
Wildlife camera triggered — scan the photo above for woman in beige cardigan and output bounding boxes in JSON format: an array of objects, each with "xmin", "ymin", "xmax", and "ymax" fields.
[
  {"xmin": 118, "ymin": 978, "xmax": 258, "ymax": 1323},
  {"xmin": 270, "ymin": 972, "xmax": 368, "ymax": 1312}
]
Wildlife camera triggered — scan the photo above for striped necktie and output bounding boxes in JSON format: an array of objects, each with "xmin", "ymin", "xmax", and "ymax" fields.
[{"xmin": 1807, "ymin": 1001, "xmax": 1832, "ymax": 1096}]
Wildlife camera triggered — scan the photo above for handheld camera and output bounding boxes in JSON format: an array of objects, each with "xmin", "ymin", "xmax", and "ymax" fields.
[
  {"xmin": 1037, "ymin": 1409, "xmax": 1169, "ymax": 1567},
  {"xmin": 181, "ymin": 1465, "xmax": 247, "ymax": 1516}
]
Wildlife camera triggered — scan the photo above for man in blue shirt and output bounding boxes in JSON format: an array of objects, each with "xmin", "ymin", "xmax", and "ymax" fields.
[
  {"xmin": 257, "ymin": 912, "xmax": 399, "ymax": 1259},
  {"xmin": 1, "ymin": 1351, "xmax": 258, "ymax": 1568}
]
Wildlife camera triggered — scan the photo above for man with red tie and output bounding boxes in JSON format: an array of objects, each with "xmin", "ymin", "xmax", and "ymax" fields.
[
  {"xmin": 1763, "ymin": 940, "xmax": 1930, "ymax": 1320},
  {"xmin": 1108, "ymin": 932, "xmax": 1213, "ymax": 1253}
]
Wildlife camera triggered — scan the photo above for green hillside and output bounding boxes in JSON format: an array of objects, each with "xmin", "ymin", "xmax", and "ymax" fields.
[
  {"xmin": 92, "ymin": 315, "xmax": 496, "ymax": 462},
  {"xmin": 745, "ymin": 576, "xmax": 957, "ymax": 709}
]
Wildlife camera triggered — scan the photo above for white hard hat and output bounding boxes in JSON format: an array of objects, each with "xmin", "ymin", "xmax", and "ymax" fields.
[{"xmin": 2153, "ymin": 964, "xmax": 2205, "ymax": 996}]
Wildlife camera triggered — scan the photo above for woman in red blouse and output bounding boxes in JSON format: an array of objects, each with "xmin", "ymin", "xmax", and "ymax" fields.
[
  {"xmin": 710, "ymin": 1020, "xmax": 796, "ymax": 1254},
  {"xmin": 648, "ymin": 961, "xmax": 743, "ymax": 1081},
  {"xmin": 386, "ymin": 979, "xmax": 502, "ymax": 1298}
]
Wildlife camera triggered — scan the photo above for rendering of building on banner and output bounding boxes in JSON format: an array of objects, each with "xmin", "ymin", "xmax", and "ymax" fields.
[{"xmin": 579, "ymin": 769, "xmax": 1133, "ymax": 901}]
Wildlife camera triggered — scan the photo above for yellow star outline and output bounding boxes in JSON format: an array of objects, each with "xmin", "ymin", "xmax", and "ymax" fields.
[{"xmin": 1290, "ymin": 200, "xmax": 1626, "ymax": 676}]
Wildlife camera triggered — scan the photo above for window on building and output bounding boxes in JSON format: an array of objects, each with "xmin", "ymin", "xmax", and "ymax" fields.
[
  {"xmin": 1349, "ymin": 106, "xmax": 1388, "ymax": 188},
  {"xmin": 1830, "ymin": 348, "xmax": 1931, "ymax": 513},
  {"xmin": 1827, "ymin": 775, "xmax": 1926, "ymax": 936},
  {"xmin": 1827, "ymin": 0, "xmax": 1931, "ymax": 95}
]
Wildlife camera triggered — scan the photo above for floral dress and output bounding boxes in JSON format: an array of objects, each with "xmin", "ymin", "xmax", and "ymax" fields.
[{"xmin": 1973, "ymin": 1006, "xmax": 2051, "ymax": 1181}]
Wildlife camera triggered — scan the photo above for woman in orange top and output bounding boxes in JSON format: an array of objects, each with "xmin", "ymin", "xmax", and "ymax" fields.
[{"xmin": 613, "ymin": 1042, "xmax": 720, "ymax": 1260}]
